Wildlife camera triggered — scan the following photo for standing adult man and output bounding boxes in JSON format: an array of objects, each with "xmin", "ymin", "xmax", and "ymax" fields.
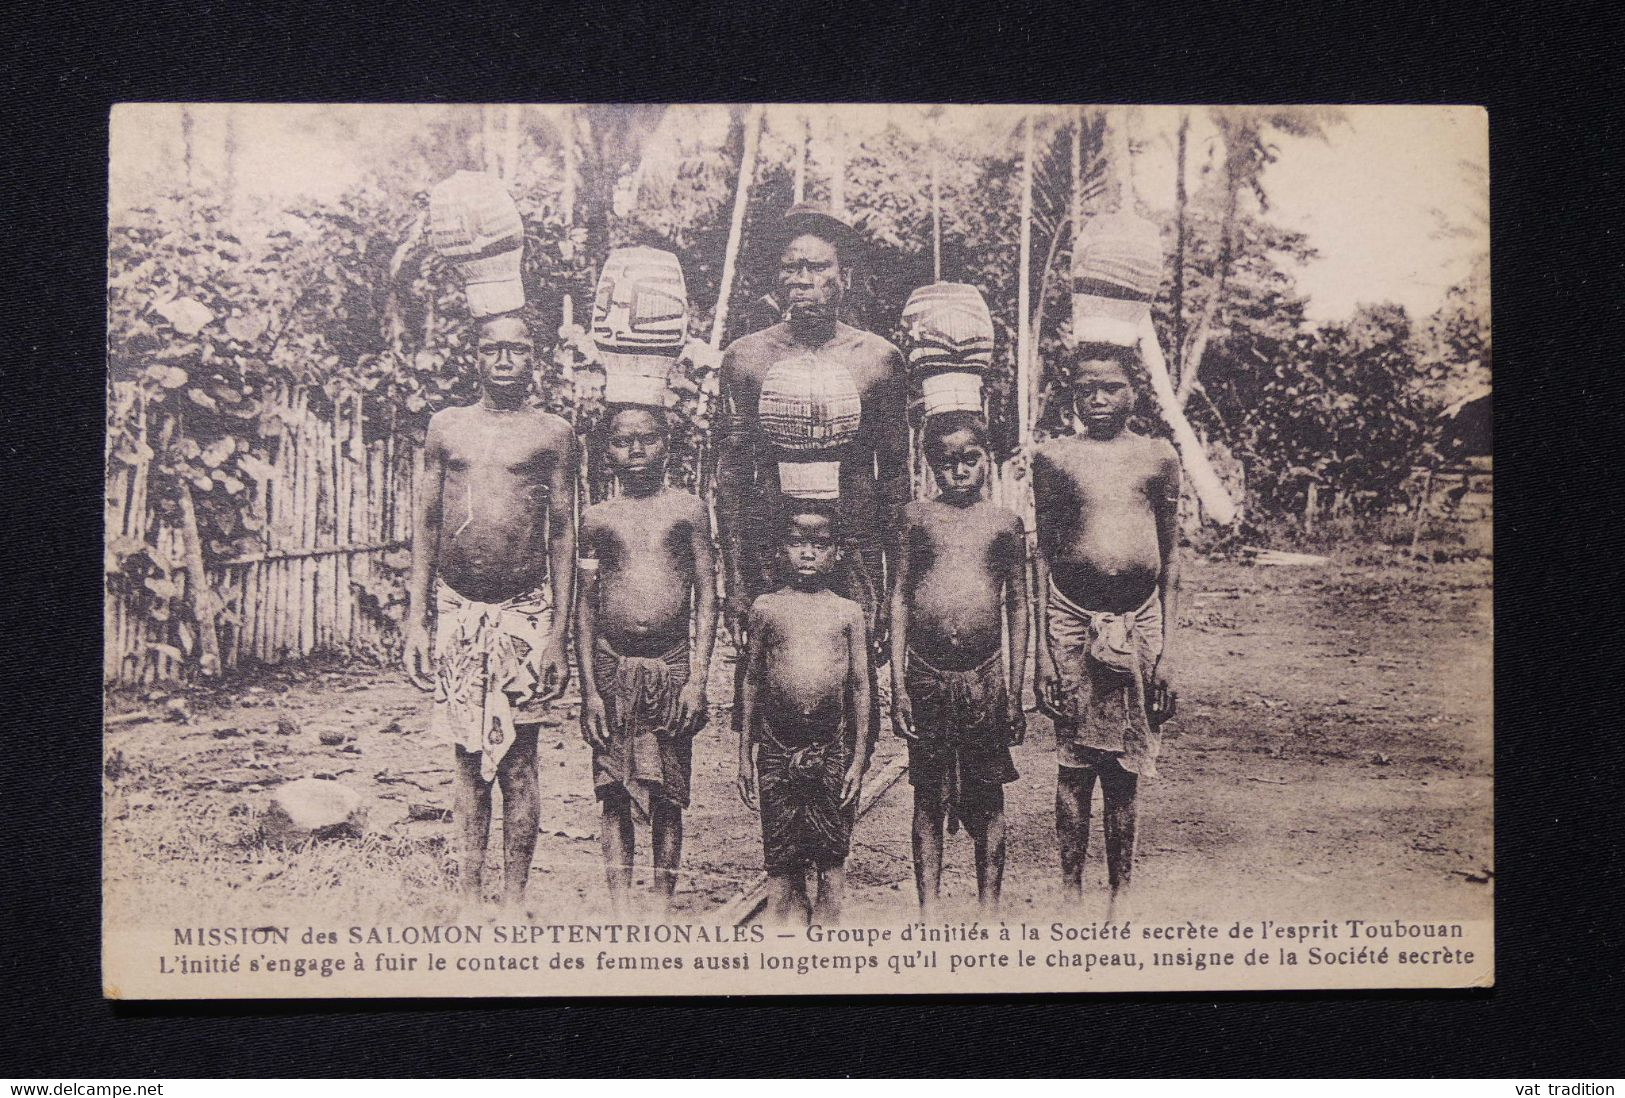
[{"xmin": 714, "ymin": 204, "xmax": 911, "ymax": 760}]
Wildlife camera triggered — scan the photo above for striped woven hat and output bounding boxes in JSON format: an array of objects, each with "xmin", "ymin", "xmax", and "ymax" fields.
[
  {"xmin": 591, "ymin": 246, "xmax": 689, "ymax": 407},
  {"xmin": 758, "ymin": 350, "xmax": 863, "ymax": 453},
  {"xmin": 1071, "ymin": 210, "xmax": 1163, "ymax": 302},
  {"xmin": 902, "ymin": 282, "xmax": 994, "ymax": 374},
  {"xmin": 429, "ymin": 171, "xmax": 526, "ymax": 317},
  {"xmin": 1071, "ymin": 210, "xmax": 1163, "ymax": 347}
]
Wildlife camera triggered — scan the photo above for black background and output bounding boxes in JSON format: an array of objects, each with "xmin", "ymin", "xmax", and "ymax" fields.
[{"xmin": 3, "ymin": 0, "xmax": 1622, "ymax": 1078}]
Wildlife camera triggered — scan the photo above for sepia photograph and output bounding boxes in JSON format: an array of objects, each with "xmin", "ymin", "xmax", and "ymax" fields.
[{"xmin": 101, "ymin": 102, "xmax": 1491, "ymax": 997}]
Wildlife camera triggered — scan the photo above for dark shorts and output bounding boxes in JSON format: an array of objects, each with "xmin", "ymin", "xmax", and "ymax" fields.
[
  {"xmin": 908, "ymin": 743, "xmax": 1013, "ymax": 813},
  {"xmin": 904, "ymin": 648, "xmax": 1019, "ymax": 812},
  {"xmin": 756, "ymin": 710, "xmax": 856, "ymax": 875}
]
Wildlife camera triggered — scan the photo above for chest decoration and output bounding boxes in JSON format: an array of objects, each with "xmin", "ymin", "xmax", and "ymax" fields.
[
  {"xmin": 591, "ymin": 246, "xmax": 690, "ymax": 408},
  {"xmin": 429, "ymin": 171, "xmax": 526, "ymax": 318},
  {"xmin": 758, "ymin": 350, "xmax": 864, "ymax": 499},
  {"xmin": 1070, "ymin": 209, "xmax": 1163, "ymax": 348},
  {"xmin": 902, "ymin": 282, "xmax": 994, "ymax": 420}
]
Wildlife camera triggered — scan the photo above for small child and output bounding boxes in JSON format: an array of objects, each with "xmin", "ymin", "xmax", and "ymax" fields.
[
  {"xmin": 577, "ymin": 405, "xmax": 717, "ymax": 918},
  {"xmin": 1032, "ymin": 342, "xmax": 1181, "ymax": 920},
  {"xmin": 890, "ymin": 411, "xmax": 1028, "ymax": 917},
  {"xmin": 736, "ymin": 499, "xmax": 871, "ymax": 927}
]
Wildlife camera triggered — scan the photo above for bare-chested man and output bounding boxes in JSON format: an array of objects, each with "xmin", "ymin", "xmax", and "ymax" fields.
[
  {"xmin": 736, "ymin": 500, "xmax": 871, "ymax": 927},
  {"xmin": 714, "ymin": 205, "xmax": 910, "ymax": 752},
  {"xmin": 404, "ymin": 312, "xmax": 577, "ymax": 909},
  {"xmin": 891, "ymin": 412, "xmax": 1029, "ymax": 917},
  {"xmin": 576, "ymin": 405, "xmax": 716, "ymax": 917},
  {"xmin": 1032, "ymin": 343, "xmax": 1180, "ymax": 919}
]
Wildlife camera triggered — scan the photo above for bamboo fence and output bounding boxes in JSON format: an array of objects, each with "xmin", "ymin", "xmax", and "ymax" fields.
[{"xmin": 104, "ymin": 383, "xmax": 417, "ymax": 685}]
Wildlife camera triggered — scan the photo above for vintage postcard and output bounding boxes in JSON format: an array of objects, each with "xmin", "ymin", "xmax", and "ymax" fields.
[{"xmin": 103, "ymin": 103, "xmax": 1491, "ymax": 997}]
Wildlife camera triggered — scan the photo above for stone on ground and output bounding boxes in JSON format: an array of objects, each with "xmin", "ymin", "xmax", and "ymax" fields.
[{"xmin": 263, "ymin": 777, "xmax": 368, "ymax": 844}]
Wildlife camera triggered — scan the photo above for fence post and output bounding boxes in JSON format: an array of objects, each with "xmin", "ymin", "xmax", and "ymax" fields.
[{"xmin": 176, "ymin": 482, "xmax": 222, "ymax": 677}]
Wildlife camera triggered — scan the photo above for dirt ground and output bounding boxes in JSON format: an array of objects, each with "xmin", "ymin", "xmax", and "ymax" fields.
[{"xmin": 103, "ymin": 550, "xmax": 1492, "ymax": 931}]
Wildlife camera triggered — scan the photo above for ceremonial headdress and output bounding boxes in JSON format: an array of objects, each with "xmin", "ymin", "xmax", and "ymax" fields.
[
  {"xmin": 590, "ymin": 246, "xmax": 689, "ymax": 407},
  {"xmin": 758, "ymin": 349, "xmax": 863, "ymax": 499},
  {"xmin": 1070, "ymin": 209, "xmax": 1164, "ymax": 348},
  {"xmin": 429, "ymin": 171, "xmax": 526, "ymax": 318},
  {"xmin": 902, "ymin": 282, "xmax": 995, "ymax": 419}
]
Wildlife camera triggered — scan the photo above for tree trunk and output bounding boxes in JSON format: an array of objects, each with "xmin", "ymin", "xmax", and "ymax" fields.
[
  {"xmin": 177, "ymin": 482, "xmax": 222, "ymax": 677},
  {"xmin": 502, "ymin": 104, "xmax": 521, "ymax": 184},
  {"xmin": 793, "ymin": 112, "xmax": 807, "ymax": 204},
  {"xmin": 710, "ymin": 105, "xmax": 764, "ymax": 349},
  {"xmin": 829, "ymin": 115, "xmax": 847, "ymax": 219},
  {"xmin": 223, "ymin": 105, "xmax": 238, "ymax": 226},
  {"xmin": 180, "ymin": 106, "xmax": 196, "ymax": 232},
  {"xmin": 1177, "ymin": 120, "xmax": 1243, "ymax": 408},
  {"xmin": 1016, "ymin": 113, "xmax": 1035, "ymax": 450},
  {"xmin": 1171, "ymin": 111, "xmax": 1189, "ymax": 388},
  {"xmin": 560, "ymin": 106, "xmax": 577, "ymax": 330},
  {"xmin": 931, "ymin": 137, "xmax": 942, "ymax": 282}
]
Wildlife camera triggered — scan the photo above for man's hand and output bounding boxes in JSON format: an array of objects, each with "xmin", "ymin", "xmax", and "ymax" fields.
[
  {"xmin": 580, "ymin": 694, "xmax": 610, "ymax": 750},
  {"xmin": 891, "ymin": 679, "xmax": 917, "ymax": 740},
  {"xmin": 1007, "ymin": 695, "xmax": 1027, "ymax": 745},
  {"xmin": 403, "ymin": 621, "xmax": 435, "ymax": 692},
  {"xmin": 736, "ymin": 754, "xmax": 758, "ymax": 812},
  {"xmin": 840, "ymin": 764, "xmax": 865, "ymax": 808},
  {"xmin": 674, "ymin": 679, "xmax": 707, "ymax": 737},
  {"xmin": 539, "ymin": 635, "xmax": 570, "ymax": 701},
  {"xmin": 1034, "ymin": 657, "xmax": 1065, "ymax": 721},
  {"xmin": 1149, "ymin": 654, "xmax": 1178, "ymax": 724}
]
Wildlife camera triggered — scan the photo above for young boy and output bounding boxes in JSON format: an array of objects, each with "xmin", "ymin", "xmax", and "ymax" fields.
[
  {"xmin": 736, "ymin": 499, "xmax": 871, "ymax": 927},
  {"xmin": 890, "ymin": 411, "xmax": 1028, "ymax": 917},
  {"xmin": 1032, "ymin": 342, "xmax": 1181, "ymax": 919},
  {"xmin": 404, "ymin": 312, "xmax": 578, "ymax": 909},
  {"xmin": 576, "ymin": 405, "xmax": 717, "ymax": 917}
]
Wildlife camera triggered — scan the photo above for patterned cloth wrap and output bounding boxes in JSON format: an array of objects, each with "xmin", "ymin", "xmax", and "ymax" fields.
[
  {"xmin": 1045, "ymin": 579, "xmax": 1165, "ymax": 776},
  {"xmin": 431, "ymin": 580, "xmax": 555, "ymax": 782},
  {"xmin": 904, "ymin": 647, "xmax": 1020, "ymax": 832},
  {"xmin": 591, "ymin": 638, "xmax": 696, "ymax": 821},
  {"xmin": 755, "ymin": 700, "xmax": 857, "ymax": 874}
]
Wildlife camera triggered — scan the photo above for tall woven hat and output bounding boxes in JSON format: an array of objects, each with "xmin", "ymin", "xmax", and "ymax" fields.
[
  {"xmin": 1070, "ymin": 209, "xmax": 1163, "ymax": 347},
  {"xmin": 590, "ymin": 246, "xmax": 689, "ymax": 407},
  {"xmin": 758, "ymin": 349, "xmax": 863, "ymax": 499},
  {"xmin": 429, "ymin": 171, "xmax": 526, "ymax": 318},
  {"xmin": 902, "ymin": 282, "xmax": 994, "ymax": 418}
]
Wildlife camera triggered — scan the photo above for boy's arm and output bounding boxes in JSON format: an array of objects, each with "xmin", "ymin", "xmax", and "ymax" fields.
[
  {"xmin": 872, "ymin": 347, "xmax": 913, "ymax": 580},
  {"xmin": 842, "ymin": 602, "xmax": 872, "ymax": 805},
  {"xmin": 888, "ymin": 510, "xmax": 915, "ymax": 739},
  {"xmin": 574, "ymin": 517, "xmax": 608, "ymax": 748},
  {"xmin": 542, "ymin": 427, "xmax": 578, "ymax": 700},
  {"xmin": 1004, "ymin": 515, "xmax": 1031, "ymax": 743},
  {"xmin": 1029, "ymin": 451, "xmax": 1061, "ymax": 717},
  {"xmin": 736, "ymin": 602, "xmax": 766, "ymax": 810},
  {"xmin": 404, "ymin": 417, "xmax": 445, "ymax": 691},
  {"xmin": 680, "ymin": 500, "xmax": 719, "ymax": 735},
  {"xmin": 713, "ymin": 352, "xmax": 752, "ymax": 645},
  {"xmin": 1152, "ymin": 450, "xmax": 1182, "ymax": 717}
]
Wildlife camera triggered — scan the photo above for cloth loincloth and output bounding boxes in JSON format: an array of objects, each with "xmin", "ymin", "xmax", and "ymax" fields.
[
  {"xmin": 591, "ymin": 638, "xmax": 697, "ymax": 820},
  {"xmin": 1045, "ymin": 579, "xmax": 1164, "ymax": 777},
  {"xmin": 755, "ymin": 701, "xmax": 857, "ymax": 874},
  {"xmin": 431, "ymin": 580, "xmax": 555, "ymax": 782},
  {"xmin": 904, "ymin": 647, "xmax": 1019, "ymax": 832}
]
